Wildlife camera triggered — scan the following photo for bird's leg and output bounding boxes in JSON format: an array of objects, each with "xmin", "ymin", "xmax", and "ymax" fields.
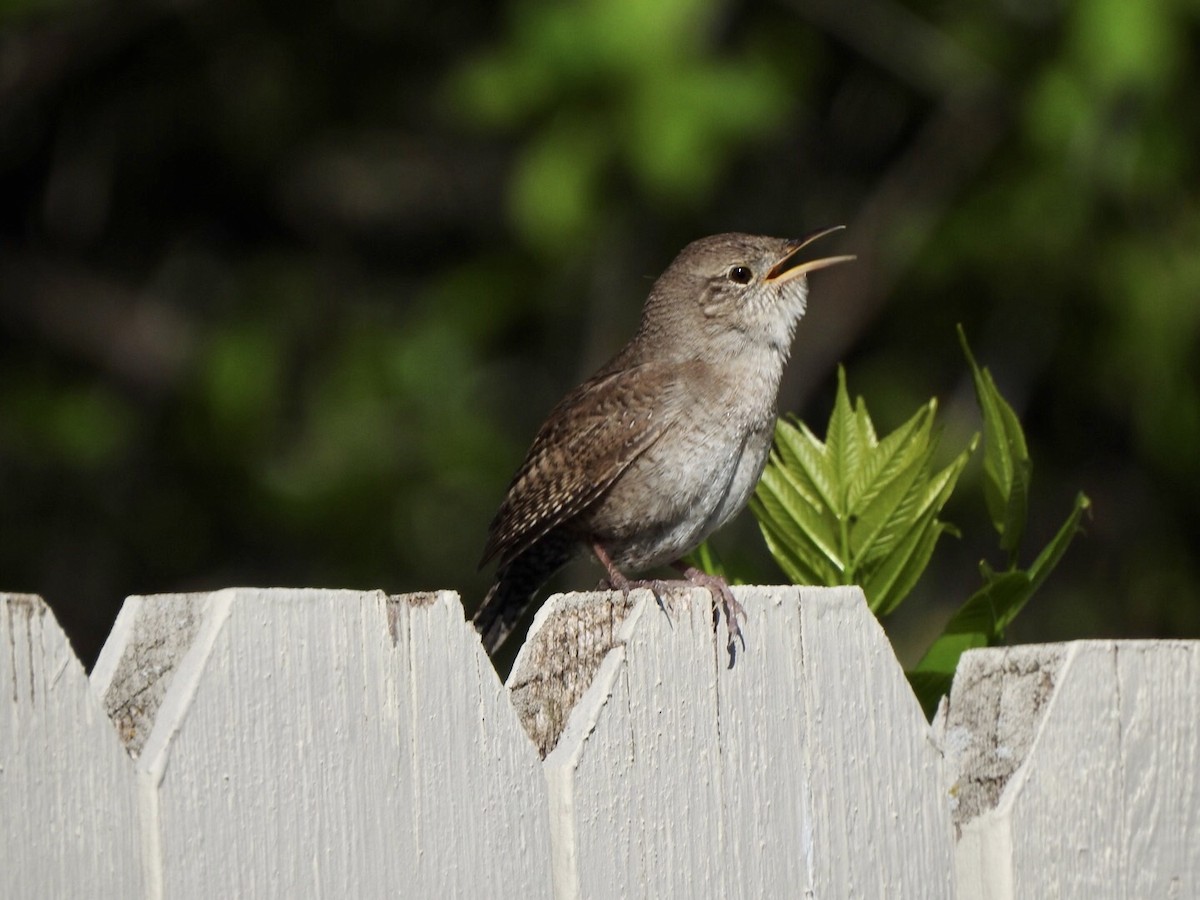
[
  {"xmin": 590, "ymin": 545, "xmax": 745, "ymax": 660},
  {"xmin": 592, "ymin": 542, "xmax": 629, "ymax": 591},
  {"xmin": 592, "ymin": 543, "xmax": 673, "ymax": 616},
  {"xmin": 672, "ymin": 563, "xmax": 746, "ymax": 664}
]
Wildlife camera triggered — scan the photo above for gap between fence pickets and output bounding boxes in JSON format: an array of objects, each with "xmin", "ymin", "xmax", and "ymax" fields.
[
  {"xmin": 2, "ymin": 592, "xmax": 147, "ymax": 898},
  {"xmin": 90, "ymin": 592, "xmax": 210, "ymax": 756}
]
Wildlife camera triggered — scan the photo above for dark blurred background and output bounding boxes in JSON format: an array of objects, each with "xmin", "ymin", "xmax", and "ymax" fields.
[{"xmin": 3, "ymin": 0, "xmax": 1198, "ymax": 669}]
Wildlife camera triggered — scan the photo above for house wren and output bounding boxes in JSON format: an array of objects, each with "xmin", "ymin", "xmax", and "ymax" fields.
[{"xmin": 474, "ymin": 228, "xmax": 853, "ymax": 657}]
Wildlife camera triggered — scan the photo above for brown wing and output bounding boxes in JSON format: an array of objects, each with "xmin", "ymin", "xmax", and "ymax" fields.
[{"xmin": 480, "ymin": 362, "xmax": 680, "ymax": 570}]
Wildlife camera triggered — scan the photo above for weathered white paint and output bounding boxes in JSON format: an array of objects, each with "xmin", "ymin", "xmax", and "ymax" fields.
[
  {"xmin": 3, "ymin": 588, "xmax": 1199, "ymax": 899},
  {"xmin": 936, "ymin": 641, "xmax": 1200, "ymax": 900},
  {"xmin": 94, "ymin": 588, "xmax": 552, "ymax": 900},
  {"xmin": 1, "ymin": 594, "xmax": 142, "ymax": 899},
  {"xmin": 513, "ymin": 585, "xmax": 955, "ymax": 900}
]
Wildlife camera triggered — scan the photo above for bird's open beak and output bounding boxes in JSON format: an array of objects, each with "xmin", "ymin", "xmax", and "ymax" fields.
[{"xmin": 765, "ymin": 225, "xmax": 856, "ymax": 284}]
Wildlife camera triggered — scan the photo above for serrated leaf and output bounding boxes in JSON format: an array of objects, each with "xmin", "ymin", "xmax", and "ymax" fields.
[
  {"xmin": 754, "ymin": 367, "xmax": 976, "ymax": 613},
  {"xmin": 863, "ymin": 516, "xmax": 946, "ymax": 614},
  {"xmin": 775, "ymin": 417, "xmax": 839, "ymax": 515},
  {"xmin": 772, "ymin": 416, "xmax": 811, "ymax": 471},
  {"xmin": 755, "ymin": 467, "xmax": 844, "ymax": 573},
  {"xmin": 915, "ymin": 437, "xmax": 976, "ymax": 520},
  {"xmin": 849, "ymin": 446, "xmax": 935, "ymax": 569},
  {"xmin": 752, "ymin": 484, "xmax": 845, "ymax": 586},
  {"xmin": 766, "ymin": 430, "xmax": 825, "ymax": 511},
  {"xmin": 755, "ymin": 514, "xmax": 834, "ymax": 586},
  {"xmin": 847, "ymin": 400, "xmax": 934, "ymax": 509},
  {"xmin": 959, "ymin": 325, "xmax": 1031, "ymax": 555},
  {"xmin": 824, "ymin": 366, "xmax": 860, "ymax": 516},
  {"xmin": 857, "ymin": 434, "xmax": 973, "ymax": 568},
  {"xmin": 854, "ymin": 396, "xmax": 878, "ymax": 452},
  {"xmin": 858, "ymin": 440, "xmax": 973, "ymax": 609}
]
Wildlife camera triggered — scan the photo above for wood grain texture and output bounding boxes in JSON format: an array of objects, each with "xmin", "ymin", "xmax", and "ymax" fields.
[
  {"xmin": 515, "ymin": 585, "xmax": 954, "ymax": 900},
  {"xmin": 6, "ymin": 586, "xmax": 1200, "ymax": 899},
  {"xmin": 95, "ymin": 588, "xmax": 552, "ymax": 900},
  {"xmin": 1, "ymin": 593, "xmax": 142, "ymax": 899},
  {"xmin": 938, "ymin": 641, "xmax": 1200, "ymax": 900}
]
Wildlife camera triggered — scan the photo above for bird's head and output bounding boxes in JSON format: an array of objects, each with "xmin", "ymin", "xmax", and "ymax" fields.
[{"xmin": 640, "ymin": 228, "xmax": 854, "ymax": 361}]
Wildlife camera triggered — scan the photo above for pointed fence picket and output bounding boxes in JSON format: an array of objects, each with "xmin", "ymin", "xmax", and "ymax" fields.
[{"xmin": 2, "ymin": 587, "xmax": 1197, "ymax": 899}]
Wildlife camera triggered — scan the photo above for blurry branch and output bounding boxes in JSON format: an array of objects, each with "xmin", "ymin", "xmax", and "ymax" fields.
[
  {"xmin": 794, "ymin": 0, "xmax": 997, "ymax": 97},
  {"xmin": 0, "ymin": 251, "xmax": 195, "ymax": 391},
  {"xmin": 778, "ymin": 0, "xmax": 1010, "ymax": 409}
]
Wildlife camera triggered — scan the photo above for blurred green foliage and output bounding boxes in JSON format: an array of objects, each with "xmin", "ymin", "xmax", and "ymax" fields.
[
  {"xmin": 448, "ymin": 0, "xmax": 790, "ymax": 251},
  {"xmin": 1, "ymin": 0, "xmax": 1198, "ymax": 666}
]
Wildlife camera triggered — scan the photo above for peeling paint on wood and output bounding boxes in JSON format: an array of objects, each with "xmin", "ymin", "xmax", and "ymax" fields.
[{"xmin": 2, "ymin": 589, "xmax": 1198, "ymax": 899}]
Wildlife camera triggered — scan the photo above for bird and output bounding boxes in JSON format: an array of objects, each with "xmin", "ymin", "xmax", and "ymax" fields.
[{"xmin": 474, "ymin": 228, "xmax": 854, "ymax": 659}]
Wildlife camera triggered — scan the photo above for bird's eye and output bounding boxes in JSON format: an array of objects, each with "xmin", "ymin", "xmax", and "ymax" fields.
[{"xmin": 728, "ymin": 265, "xmax": 753, "ymax": 284}]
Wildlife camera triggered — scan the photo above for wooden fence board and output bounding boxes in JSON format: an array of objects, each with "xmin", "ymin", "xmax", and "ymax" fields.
[
  {"xmin": 94, "ymin": 588, "xmax": 552, "ymax": 900},
  {"xmin": 938, "ymin": 641, "xmax": 1200, "ymax": 900},
  {"xmin": 1, "ymin": 594, "xmax": 142, "ymax": 900},
  {"xmin": 515, "ymin": 585, "xmax": 955, "ymax": 900},
  {"xmin": 3, "ymin": 586, "xmax": 1199, "ymax": 899}
]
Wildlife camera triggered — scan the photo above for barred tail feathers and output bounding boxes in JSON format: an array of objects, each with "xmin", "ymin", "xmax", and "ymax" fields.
[{"xmin": 473, "ymin": 532, "xmax": 574, "ymax": 655}]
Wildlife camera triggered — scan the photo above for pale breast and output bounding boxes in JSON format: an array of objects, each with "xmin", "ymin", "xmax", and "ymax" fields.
[{"xmin": 581, "ymin": 353, "xmax": 782, "ymax": 573}]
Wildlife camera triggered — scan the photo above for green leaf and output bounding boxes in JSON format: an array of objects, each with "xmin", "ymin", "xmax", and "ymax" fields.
[
  {"xmin": 849, "ymin": 446, "xmax": 935, "ymax": 570},
  {"xmin": 771, "ymin": 420, "xmax": 828, "ymax": 511},
  {"xmin": 860, "ymin": 440, "xmax": 970, "ymax": 611},
  {"xmin": 907, "ymin": 492, "xmax": 1091, "ymax": 716},
  {"xmin": 775, "ymin": 417, "xmax": 839, "ymax": 515},
  {"xmin": 846, "ymin": 400, "xmax": 933, "ymax": 510},
  {"xmin": 752, "ymin": 469, "xmax": 843, "ymax": 583},
  {"xmin": 856, "ymin": 433, "xmax": 975, "ymax": 573},
  {"xmin": 959, "ymin": 325, "xmax": 1031, "ymax": 556},
  {"xmin": 825, "ymin": 366, "xmax": 860, "ymax": 515},
  {"xmin": 907, "ymin": 670, "xmax": 956, "ymax": 720},
  {"xmin": 863, "ymin": 516, "xmax": 946, "ymax": 615},
  {"xmin": 999, "ymin": 491, "xmax": 1092, "ymax": 630},
  {"xmin": 907, "ymin": 436, "xmax": 978, "ymax": 532},
  {"xmin": 913, "ymin": 570, "xmax": 1032, "ymax": 676},
  {"xmin": 873, "ymin": 448, "xmax": 974, "ymax": 614},
  {"xmin": 755, "ymin": 514, "xmax": 832, "ymax": 586},
  {"xmin": 753, "ymin": 369, "xmax": 975, "ymax": 612},
  {"xmin": 854, "ymin": 395, "xmax": 878, "ymax": 454}
]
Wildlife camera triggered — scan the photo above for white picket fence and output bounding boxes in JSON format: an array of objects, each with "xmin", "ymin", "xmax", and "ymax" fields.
[{"xmin": 2, "ymin": 586, "xmax": 1197, "ymax": 899}]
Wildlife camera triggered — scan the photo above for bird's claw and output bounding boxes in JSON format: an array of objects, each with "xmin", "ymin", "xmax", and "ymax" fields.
[
  {"xmin": 594, "ymin": 545, "xmax": 744, "ymax": 663},
  {"xmin": 675, "ymin": 565, "xmax": 745, "ymax": 668}
]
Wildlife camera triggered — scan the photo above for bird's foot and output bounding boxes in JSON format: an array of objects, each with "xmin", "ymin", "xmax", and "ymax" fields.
[
  {"xmin": 673, "ymin": 564, "xmax": 745, "ymax": 668},
  {"xmin": 592, "ymin": 543, "xmax": 678, "ymax": 620},
  {"xmin": 591, "ymin": 543, "xmax": 747, "ymax": 657},
  {"xmin": 598, "ymin": 571, "xmax": 675, "ymax": 617}
]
